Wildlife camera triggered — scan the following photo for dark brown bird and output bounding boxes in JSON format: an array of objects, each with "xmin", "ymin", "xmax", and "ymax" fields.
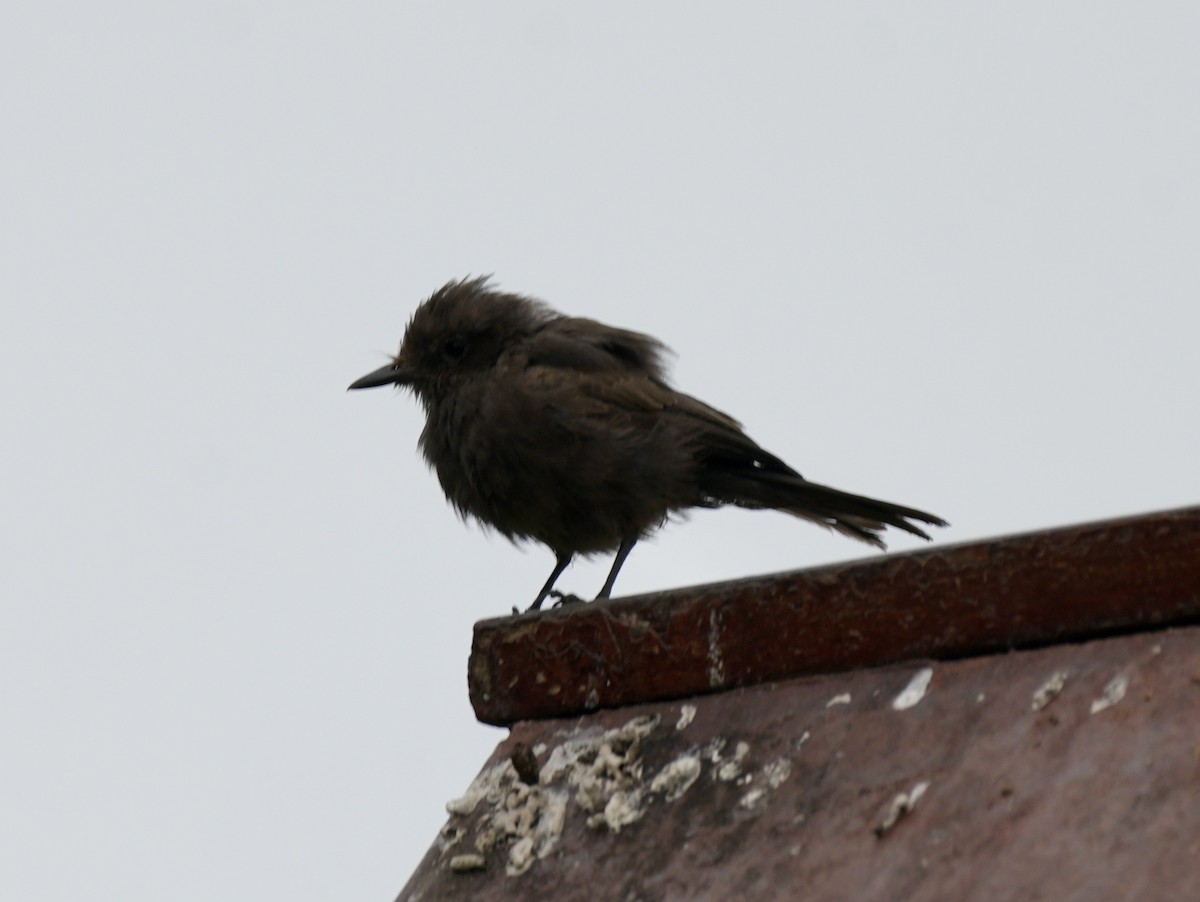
[{"xmin": 350, "ymin": 277, "xmax": 946, "ymax": 612}]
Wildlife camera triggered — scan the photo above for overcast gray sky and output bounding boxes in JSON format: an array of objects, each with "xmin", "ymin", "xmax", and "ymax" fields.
[{"xmin": 4, "ymin": 3, "xmax": 1198, "ymax": 899}]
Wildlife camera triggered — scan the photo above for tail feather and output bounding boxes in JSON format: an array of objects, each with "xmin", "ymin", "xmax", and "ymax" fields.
[
  {"xmin": 702, "ymin": 471, "xmax": 947, "ymax": 550},
  {"xmin": 679, "ymin": 404, "xmax": 945, "ymax": 549}
]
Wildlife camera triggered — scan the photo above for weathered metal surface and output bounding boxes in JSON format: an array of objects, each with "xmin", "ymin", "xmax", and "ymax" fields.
[
  {"xmin": 403, "ymin": 626, "xmax": 1200, "ymax": 901},
  {"xmin": 470, "ymin": 507, "xmax": 1200, "ymax": 726}
]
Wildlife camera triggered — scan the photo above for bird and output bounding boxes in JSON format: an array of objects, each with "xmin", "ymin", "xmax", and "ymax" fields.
[{"xmin": 349, "ymin": 277, "xmax": 946, "ymax": 612}]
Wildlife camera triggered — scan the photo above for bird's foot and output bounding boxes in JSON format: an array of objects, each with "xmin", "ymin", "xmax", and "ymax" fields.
[{"xmin": 549, "ymin": 590, "xmax": 587, "ymax": 608}]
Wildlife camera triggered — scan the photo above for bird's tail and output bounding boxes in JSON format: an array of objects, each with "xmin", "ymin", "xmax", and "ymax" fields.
[{"xmin": 703, "ymin": 470, "xmax": 946, "ymax": 549}]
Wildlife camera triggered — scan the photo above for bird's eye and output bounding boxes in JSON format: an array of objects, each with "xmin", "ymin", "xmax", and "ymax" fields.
[{"xmin": 442, "ymin": 337, "xmax": 468, "ymax": 360}]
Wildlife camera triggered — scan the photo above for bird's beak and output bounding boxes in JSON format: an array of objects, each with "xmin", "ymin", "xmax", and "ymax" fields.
[{"xmin": 347, "ymin": 360, "xmax": 414, "ymax": 390}]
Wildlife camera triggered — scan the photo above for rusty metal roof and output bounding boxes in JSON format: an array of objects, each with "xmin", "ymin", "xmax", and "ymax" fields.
[{"xmin": 399, "ymin": 507, "xmax": 1200, "ymax": 901}]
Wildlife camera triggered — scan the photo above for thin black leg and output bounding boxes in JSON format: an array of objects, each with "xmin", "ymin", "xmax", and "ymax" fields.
[
  {"xmin": 595, "ymin": 536, "xmax": 637, "ymax": 600},
  {"xmin": 526, "ymin": 552, "xmax": 573, "ymax": 612}
]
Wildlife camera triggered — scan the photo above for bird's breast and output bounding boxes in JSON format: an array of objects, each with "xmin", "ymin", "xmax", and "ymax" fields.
[{"xmin": 416, "ymin": 376, "xmax": 699, "ymax": 553}]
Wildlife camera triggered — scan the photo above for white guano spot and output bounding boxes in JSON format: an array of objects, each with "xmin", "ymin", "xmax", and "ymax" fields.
[
  {"xmin": 739, "ymin": 787, "xmax": 768, "ymax": 809},
  {"xmin": 825, "ymin": 692, "xmax": 852, "ymax": 708},
  {"xmin": 1031, "ymin": 670, "xmax": 1069, "ymax": 711},
  {"xmin": 763, "ymin": 757, "xmax": 792, "ymax": 789},
  {"xmin": 446, "ymin": 760, "xmax": 511, "ymax": 816},
  {"xmin": 650, "ymin": 754, "xmax": 702, "ymax": 802},
  {"xmin": 716, "ymin": 741, "xmax": 751, "ymax": 782},
  {"xmin": 892, "ymin": 667, "xmax": 934, "ymax": 710},
  {"xmin": 1090, "ymin": 674, "xmax": 1129, "ymax": 714},
  {"xmin": 676, "ymin": 704, "xmax": 697, "ymax": 731},
  {"xmin": 591, "ymin": 789, "xmax": 644, "ymax": 833},
  {"xmin": 875, "ymin": 780, "xmax": 930, "ymax": 836}
]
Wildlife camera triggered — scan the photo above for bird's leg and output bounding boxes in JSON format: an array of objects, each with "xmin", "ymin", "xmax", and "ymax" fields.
[
  {"xmin": 595, "ymin": 536, "xmax": 637, "ymax": 601},
  {"xmin": 524, "ymin": 552, "xmax": 573, "ymax": 613}
]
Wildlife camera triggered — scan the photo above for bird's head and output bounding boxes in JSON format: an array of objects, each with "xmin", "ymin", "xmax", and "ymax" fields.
[{"xmin": 348, "ymin": 276, "xmax": 554, "ymax": 402}]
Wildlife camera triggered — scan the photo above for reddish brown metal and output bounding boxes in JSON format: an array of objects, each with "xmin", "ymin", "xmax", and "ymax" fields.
[
  {"xmin": 469, "ymin": 507, "xmax": 1200, "ymax": 726},
  {"xmin": 404, "ymin": 626, "xmax": 1200, "ymax": 901}
]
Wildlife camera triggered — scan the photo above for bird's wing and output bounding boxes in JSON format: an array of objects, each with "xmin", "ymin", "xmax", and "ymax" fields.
[
  {"xmin": 669, "ymin": 391, "xmax": 801, "ymax": 478},
  {"xmin": 525, "ymin": 364, "xmax": 800, "ymax": 478},
  {"xmin": 523, "ymin": 318, "xmax": 671, "ymax": 380}
]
